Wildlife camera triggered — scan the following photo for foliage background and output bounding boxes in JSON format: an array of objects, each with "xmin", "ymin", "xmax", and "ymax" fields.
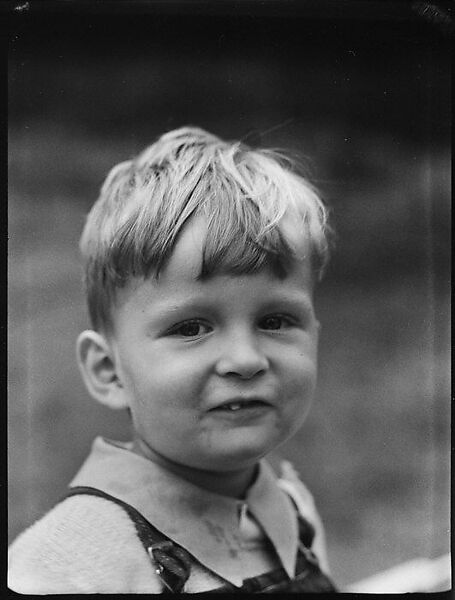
[{"xmin": 8, "ymin": 0, "xmax": 450, "ymax": 588}]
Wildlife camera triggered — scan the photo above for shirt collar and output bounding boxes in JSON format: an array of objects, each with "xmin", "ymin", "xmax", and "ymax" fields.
[{"xmin": 70, "ymin": 437, "xmax": 299, "ymax": 586}]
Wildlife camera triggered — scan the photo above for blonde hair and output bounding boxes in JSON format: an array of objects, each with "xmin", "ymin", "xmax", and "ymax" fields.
[{"xmin": 80, "ymin": 126, "xmax": 331, "ymax": 332}]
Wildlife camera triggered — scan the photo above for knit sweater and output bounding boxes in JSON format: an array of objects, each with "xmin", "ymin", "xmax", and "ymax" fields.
[{"xmin": 8, "ymin": 439, "xmax": 330, "ymax": 594}]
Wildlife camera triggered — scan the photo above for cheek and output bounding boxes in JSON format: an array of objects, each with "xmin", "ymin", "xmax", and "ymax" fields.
[
  {"xmin": 285, "ymin": 367, "xmax": 317, "ymax": 402},
  {"xmin": 281, "ymin": 358, "xmax": 317, "ymax": 422},
  {"xmin": 278, "ymin": 355, "xmax": 318, "ymax": 418},
  {"xmin": 123, "ymin": 352, "xmax": 206, "ymax": 410},
  {"xmin": 281, "ymin": 339, "xmax": 318, "ymax": 383}
]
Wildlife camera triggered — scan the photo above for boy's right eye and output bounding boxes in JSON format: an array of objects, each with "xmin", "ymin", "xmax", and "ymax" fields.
[{"xmin": 167, "ymin": 320, "xmax": 212, "ymax": 338}]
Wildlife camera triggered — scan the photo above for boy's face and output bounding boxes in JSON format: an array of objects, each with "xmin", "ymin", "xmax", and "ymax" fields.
[{"xmin": 109, "ymin": 218, "xmax": 319, "ymax": 474}]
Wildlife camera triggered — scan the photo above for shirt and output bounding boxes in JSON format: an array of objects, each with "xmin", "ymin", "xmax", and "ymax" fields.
[
  {"xmin": 8, "ymin": 436, "xmax": 330, "ymax": 593},
  {"xmin": 70, "ymin": 436, "xmax": 300, "ymax": 587}
]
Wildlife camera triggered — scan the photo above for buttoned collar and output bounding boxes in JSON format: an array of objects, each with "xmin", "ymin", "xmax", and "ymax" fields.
[{"xmin": 70, "ymin": 437, "xmax": 299, "ymax": 587}]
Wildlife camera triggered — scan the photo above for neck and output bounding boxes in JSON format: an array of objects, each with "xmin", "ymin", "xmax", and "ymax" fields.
[{"xmin": 131, "ymin": 438, "xmax": 258, "ymax": 499}]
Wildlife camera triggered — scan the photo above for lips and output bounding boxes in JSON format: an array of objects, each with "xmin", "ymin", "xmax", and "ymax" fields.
[{"xmin": 208, "ymin": 398, "xmax": 272, "ymax": 412}]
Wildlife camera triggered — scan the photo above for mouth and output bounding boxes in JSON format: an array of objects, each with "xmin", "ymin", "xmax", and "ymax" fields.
[{"xmin": 208, "ymin": 398, "xmax": 272, "ymax": 413}]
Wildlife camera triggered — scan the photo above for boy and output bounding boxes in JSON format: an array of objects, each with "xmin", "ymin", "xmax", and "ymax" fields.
[{"xmin": 8, "ymin": 127, "xmax": 337, "ymax": 593}]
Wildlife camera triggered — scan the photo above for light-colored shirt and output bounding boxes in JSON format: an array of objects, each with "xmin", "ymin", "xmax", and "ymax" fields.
[
  {"xmin": 8, "ymin": 437, "xmax": 330, "ymax": 594},
  {"xmin": 70, "ymin": 437, "xmax": 299, "ymax": 586}
]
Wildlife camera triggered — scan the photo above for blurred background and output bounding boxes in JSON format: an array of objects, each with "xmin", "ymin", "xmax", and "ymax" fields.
[{"xmin": 8, "ymin": 0, "xmax": 451, "ymax": 590}]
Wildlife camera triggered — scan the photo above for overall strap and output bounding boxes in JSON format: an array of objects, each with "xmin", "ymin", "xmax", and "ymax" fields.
[
  {"xmin": 63, "ymin": 486, "xmax": 192, "ymax": 593},
  {"xmin": 296, "ymin": 512, "xmax": 316, "ymax": 549},
  {"xmin": 283, "ymin": 490, "xmax": 317, "ymax": 550}
]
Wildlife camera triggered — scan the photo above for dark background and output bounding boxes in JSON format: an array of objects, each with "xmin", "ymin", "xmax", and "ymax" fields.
[{"xmin": 7, "ymin": 0, "xmax": 451, "ymax": 589}]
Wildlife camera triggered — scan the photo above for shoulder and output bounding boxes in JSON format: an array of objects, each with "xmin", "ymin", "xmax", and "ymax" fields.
[
  {"xmin": 277, "ymin": 461, "xmax": 331, "ymax": 575},
  {"xmin": 8, "ymin": 494, "xmax": 162, "ymax": 594}
]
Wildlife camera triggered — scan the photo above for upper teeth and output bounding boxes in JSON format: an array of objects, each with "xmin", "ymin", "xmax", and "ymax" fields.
[{"xmin": 226, "ymin": 402, "xmax": 242, "ymax": 411}]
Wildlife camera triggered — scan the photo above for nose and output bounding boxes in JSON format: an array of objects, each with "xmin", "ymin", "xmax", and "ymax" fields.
[{"xmin": 215, "ymin": 330, "xmax": 269, "ymax": 379}]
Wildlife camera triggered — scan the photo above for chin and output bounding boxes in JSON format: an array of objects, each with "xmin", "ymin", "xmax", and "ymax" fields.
[{"xmin": 202, "ymin": 436, "xmax": 283, "ymax": 471}]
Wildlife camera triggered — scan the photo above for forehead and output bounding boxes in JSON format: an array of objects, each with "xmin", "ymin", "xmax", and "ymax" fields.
[
  {"xmin": 165, "ymin": 215, "xmax": 206, "ymax": 281},
  {"xmin": 113, "ymin": 218, "xmax": 314, "ymax": 322}
]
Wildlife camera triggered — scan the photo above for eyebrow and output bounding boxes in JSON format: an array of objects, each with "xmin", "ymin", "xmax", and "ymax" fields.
[
  {"xmin": 148, "ymin": 290, "xmax": 314, "ymax": 320},
  {"xmin": 259, "ymin": 293, "xmax": 315, "ymax": 316}
]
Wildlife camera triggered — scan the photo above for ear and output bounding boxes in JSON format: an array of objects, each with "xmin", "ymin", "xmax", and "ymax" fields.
[{"xmin": 76, "ymin": 330, "xmax": 129, "ymax": 410}]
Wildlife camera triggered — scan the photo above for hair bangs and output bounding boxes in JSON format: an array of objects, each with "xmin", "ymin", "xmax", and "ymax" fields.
[
  {"xmin": 80, "ymin": 126, "xmax": 331, "ymax": 333},
  {"xmin": 196, "ymin": 147, "xmax": 325, "ymax": 279},
  {"xmin": 197, "ymin": 173, "xmax": 295, "ymax": 279}
]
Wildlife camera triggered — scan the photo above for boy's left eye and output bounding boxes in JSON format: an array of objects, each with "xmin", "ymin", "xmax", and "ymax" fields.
[{"xmin": 258, "ymin": 315, "xmax": 293, "ymax": 330}]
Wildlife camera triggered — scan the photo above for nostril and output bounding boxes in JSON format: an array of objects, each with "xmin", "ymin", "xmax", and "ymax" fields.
[
  {"xmin": 228, "ymin": 368, "xmax": 265, "ymax": 380},
  {"xmin": 216, "ymin": 353, "xmax": 269, "ymax": 379}
]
